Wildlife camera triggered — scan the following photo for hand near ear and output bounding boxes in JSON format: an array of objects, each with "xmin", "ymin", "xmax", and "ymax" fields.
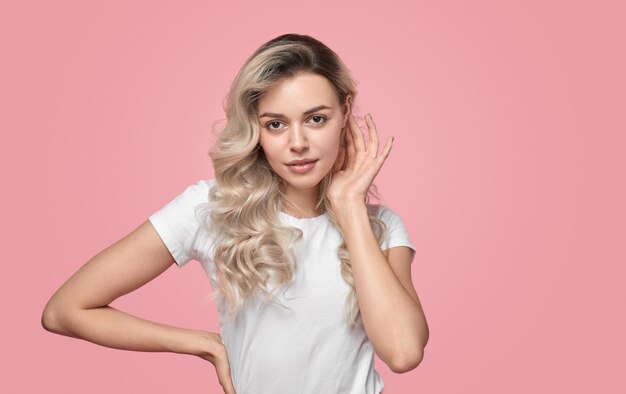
[{"xmin": 327, "ymin": 112, "xmax": 393, "ymax": 207}]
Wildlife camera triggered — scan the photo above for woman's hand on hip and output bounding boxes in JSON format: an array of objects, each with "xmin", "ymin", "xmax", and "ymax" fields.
[{"xmin": 193, "ymin": 331, "xmax": 236, "ymax": 394}]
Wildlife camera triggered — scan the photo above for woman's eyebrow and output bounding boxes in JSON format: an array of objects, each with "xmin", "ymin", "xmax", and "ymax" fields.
[{"xmin": 258, "ymin": 105, "xmax": 332, "ymax": 118}]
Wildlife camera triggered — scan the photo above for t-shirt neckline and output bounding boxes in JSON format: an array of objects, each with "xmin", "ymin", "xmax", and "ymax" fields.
[{"xmin": 278, "ymin": 211, "xmax": 328, "ymax": 224}]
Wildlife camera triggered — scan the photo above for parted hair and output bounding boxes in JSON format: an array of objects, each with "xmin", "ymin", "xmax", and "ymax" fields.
[{"xmin": 201, "ymin": 33, "xmax": 387, "ymax": 328}]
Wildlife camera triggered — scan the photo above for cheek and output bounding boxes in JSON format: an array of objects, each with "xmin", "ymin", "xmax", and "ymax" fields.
[
  {"xmin": 332, "ymin": 138, "xmax": 342, "ymax": 157},
  {"xmin": 320, "ymin": 129, "xmax": 342, "ymax": 164},
  {"xmin": 258, "ymin": 134, "xmax": 278, "ymax": 159},
  {"xmin": 331, "ymin": 124, "xmax": 344, "ymax": 152},
  {"xmin": 262, "ymin": 145, "xmax": 279, "ymax": 163}
]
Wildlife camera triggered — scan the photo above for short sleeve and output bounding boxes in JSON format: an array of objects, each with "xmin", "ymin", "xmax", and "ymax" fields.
[
  {"xmin": 377, "ymin": 205, "xmax": 417, "ymax": 261},
  {"xmin": 148, "ymin": 179, "xmax": 212, "ymax": 267}
]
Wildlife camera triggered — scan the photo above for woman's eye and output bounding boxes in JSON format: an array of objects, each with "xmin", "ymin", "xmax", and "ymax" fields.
[
  {"xmin": 266, "ymin": 121, "xmax": 283, "ymax": 130},
  {"xmin": 309, "ymin": 115, "xmax": 326, "ymax": 125}
]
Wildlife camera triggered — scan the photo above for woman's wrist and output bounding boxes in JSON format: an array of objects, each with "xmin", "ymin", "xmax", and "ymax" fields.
[
  {"xmin": 331, "ymin": 200, "xmax": 368, "ymax": 228},
  {"xmin": 176, "ymin": 328, "xmax": 224, "ymax": 359}
]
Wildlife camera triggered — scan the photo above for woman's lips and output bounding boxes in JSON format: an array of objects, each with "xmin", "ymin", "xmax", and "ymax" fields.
[{"xmin": 286, "ymin": 159, "xmax": 318, "ymax": 174}]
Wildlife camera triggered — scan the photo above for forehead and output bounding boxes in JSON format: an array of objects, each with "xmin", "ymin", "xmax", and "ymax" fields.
[{"xmin": 257, "ymin": 72, "xmax": 339, "ymax": 114}]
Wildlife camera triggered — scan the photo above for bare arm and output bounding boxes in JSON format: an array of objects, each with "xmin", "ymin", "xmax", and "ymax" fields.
[
  {"xmin": 42, "ymin": 220, "xmax": 235, "ymax": 393},
  {"xmin": 334, "ymin": 204, "xmax": 429, "ymax": 374},
  {"xmin": 327, "ymin": 112, "xmax": 428, "ymax": 373}
]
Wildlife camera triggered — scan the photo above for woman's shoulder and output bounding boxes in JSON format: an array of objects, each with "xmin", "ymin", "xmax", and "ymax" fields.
[
  {"xmin": 367, "ymin": 203, "xmax": 416, "ymax": 253},
  {"xmin": 149, "ymin": 178, "xmax": 217, "ymax": 229},
  {"xmin": 148, "ymin": 178, "xmax": 219, "ymax": 266},
  {"xmin": 170, "ymin": 178, "xmax": 217, "ymax": 206},
  {"xmin": 187, "ymin": 178, "xmax": 217, "ymax": 194},
  {"xmin": 366, "ymin": 203, "xmax": 404, "ymax": 222}
]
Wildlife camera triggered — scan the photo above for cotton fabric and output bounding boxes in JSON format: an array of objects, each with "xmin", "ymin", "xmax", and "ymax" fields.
[{"xmin": 148, "ymin": 179, "xmax": 416, "ymax": 394}]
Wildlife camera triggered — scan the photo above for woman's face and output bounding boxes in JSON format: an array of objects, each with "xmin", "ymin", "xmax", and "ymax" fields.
[{"xmin": 257, "ymin": 71, "xmax": 349, "ymax": 198}]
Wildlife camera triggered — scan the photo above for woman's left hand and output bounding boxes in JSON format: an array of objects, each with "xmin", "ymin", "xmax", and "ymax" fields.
[{"xmin": 327, "ymin": 112, "xmax": 393, "ymax": 208}]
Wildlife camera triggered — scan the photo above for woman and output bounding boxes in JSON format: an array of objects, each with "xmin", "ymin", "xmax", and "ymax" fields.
[{"xmin": 42, "ymin": 33, "xmax": 429, "ymax": 394}]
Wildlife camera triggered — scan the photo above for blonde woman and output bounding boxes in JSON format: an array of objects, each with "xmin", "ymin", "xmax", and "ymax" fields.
[{"xmin": 42, "ymin": 33, "xmax": 429, "ymax": 394}]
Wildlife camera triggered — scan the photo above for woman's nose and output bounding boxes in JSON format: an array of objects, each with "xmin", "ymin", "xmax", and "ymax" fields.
[{"xmin": 289, "ymin": 124, "xmax": 308, "ymax": 152}]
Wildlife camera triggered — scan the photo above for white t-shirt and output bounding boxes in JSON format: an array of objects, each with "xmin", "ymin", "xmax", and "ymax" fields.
[{"xmin": 148, "ymin": 179, "xmax": 416, "ymax": 394}]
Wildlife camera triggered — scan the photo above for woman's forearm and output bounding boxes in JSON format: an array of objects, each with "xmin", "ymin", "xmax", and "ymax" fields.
[
  {"xmin": 42, "ymin": 303, "xmax": 219, "ymax": 358},
  {"xmin": 334, "ymin": 202, "xmax": 427, "ymax": 372}
]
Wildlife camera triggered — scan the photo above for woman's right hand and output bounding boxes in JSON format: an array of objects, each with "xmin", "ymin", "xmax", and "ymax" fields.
[{"xmin": 194, "ymin": 331, "xmax": 236, "ymax": 394}]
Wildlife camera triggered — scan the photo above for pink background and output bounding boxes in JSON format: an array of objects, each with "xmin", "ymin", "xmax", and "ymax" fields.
[{"xmin": 2, "ymin": 0, "xmax": 624, "ymax": 392}]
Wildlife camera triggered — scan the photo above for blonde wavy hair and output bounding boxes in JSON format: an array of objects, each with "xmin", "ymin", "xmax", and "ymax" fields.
[{"xmin": 202, "ymin": 34, "xmax": 387, "ymax": 328}]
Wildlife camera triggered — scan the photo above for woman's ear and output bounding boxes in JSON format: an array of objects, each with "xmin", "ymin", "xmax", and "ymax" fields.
[{"xmin": 342, "ymin": 95, "xmax": 352, "ymax": 128}]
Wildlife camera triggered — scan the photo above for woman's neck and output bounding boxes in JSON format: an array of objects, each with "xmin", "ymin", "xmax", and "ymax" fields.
[{"xmin": 282, "ymin": 185, "xmax": 322, "ymax": 218}]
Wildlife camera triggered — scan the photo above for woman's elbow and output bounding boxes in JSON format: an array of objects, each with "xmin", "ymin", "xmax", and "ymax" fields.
[
  {"xmin": 389, "ymin": 348, "xmax": 424, "ymax": 374},
  {"xmin": 41, "ymin": 299, "xmax": 70, "ymax": 335}
]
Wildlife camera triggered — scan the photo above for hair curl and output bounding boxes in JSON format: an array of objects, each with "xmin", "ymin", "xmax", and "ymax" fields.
[{"xmin": 201, "ymin": 33, "xmax": 387, "ymax": 328}]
